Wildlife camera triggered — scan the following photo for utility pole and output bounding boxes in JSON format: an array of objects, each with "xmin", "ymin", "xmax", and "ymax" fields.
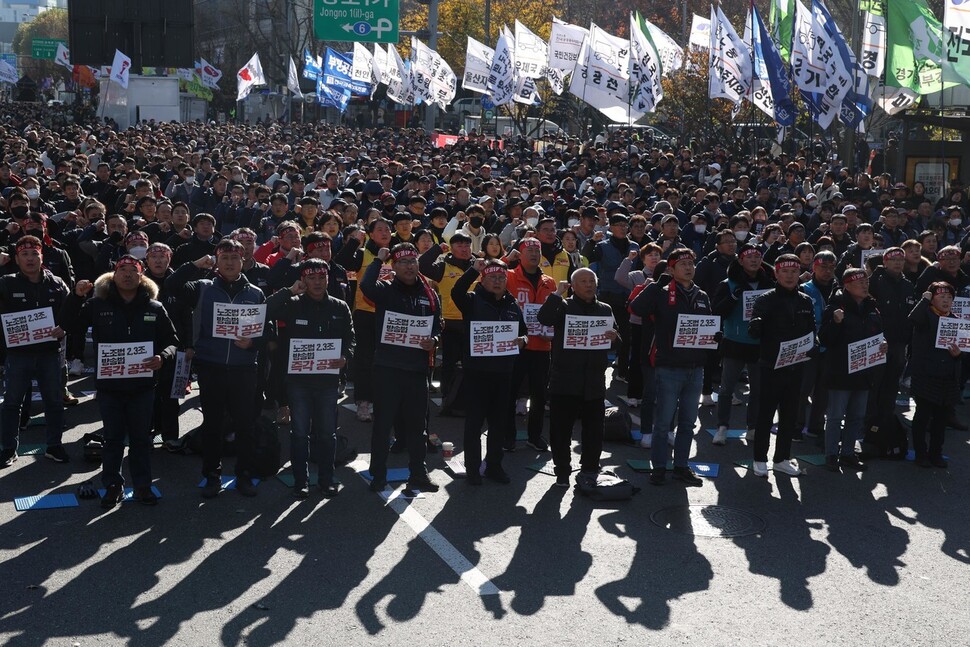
[{"xmin": 842, "ymin": 3, "xmax": 862, "ymax": 168}]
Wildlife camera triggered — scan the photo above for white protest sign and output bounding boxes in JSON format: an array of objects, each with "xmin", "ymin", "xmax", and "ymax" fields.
[
  {"xmin": 470, "ymin": 321, "xmax": 520, "ymax": 356},
  {"xmin": 847, "ymin": 334, "xmax": 886, "ymax": 374},
  {"xmin": 859, "ymin": 248, "xmax": 879, "ymax": 269},
  {"xmin": 935, "ymin": 317, "xmax": 970, "ymax": 351},
  {"xmin": 950, "ymin": 297, "xmax": 970, "ymax": 320},
  {"xmin": 1, "ymin": 307, "xmax": 56, "ymax": 348},
  {"xmin": 380, "ymin": 311, "xmax": 434, "ymax": 348},
  {"xmin": 288, "ymin": 338, "xmax": 342, "ymax": 374},
  {"xmin": 672, "ymin": 314, "xmax": 721, "ymax": 349},
  {"xmin": 212, "ymin": 303, "xmax": 266, "ymax": 339},
  {"xmin": 170, "ymin": 350, "xmax": 191, "ymax": 399},
  {"xmin": 774, "ymin": 331, "xmax": 814, "ymax": 369},
  {"xmin": 522, "ymin": 303, "xmax": 553, "ymax": 338},
  {"xmin": 563, "ymin": 314, "xmax": 615, "ymax": 350},
  {"xmin": 97, "ymin": 342, "xmax": 154, "ymax": 380},
  {"xmin": 742, "ymin": 290, "xmax": 771, "ymax": 321}
]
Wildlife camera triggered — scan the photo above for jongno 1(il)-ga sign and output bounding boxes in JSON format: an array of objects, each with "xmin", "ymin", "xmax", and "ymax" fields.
[{"xmin": 314, "ymin": 0, "xmax": 399, "ymax": 44}]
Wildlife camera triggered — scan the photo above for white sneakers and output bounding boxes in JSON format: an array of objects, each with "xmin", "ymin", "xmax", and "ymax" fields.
[
  {"xmin": 68, "ymin": 359, "xmax": 85, "ymax": 376},
  {"xmin": 753, "ymin": 461, "xmax": 769, "ymax": 477},
  {"xmin": 701, "ymin": 394, "xmax": 716, "ymax": 406},
  {"xmin": 773, "ymin": 459, "xmax": 801, "ymax": 476},
  {"xmin": 712, "ymin": 426, "xmax": 728, "ymax": 446},
  {"xmin": 356, "ymin": 401, "xmax": 373, "ymax": 422}
]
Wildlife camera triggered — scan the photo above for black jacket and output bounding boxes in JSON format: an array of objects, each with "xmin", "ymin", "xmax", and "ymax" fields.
[
  {"xmin": 451, "ymin": 267, "xmax": 526, "ymax": 373},
  {"xmin": 267, "ymin": 257, "xmax": 349, "ymax": 303},
  {"xmin": 913, "ymin": 265, "xmax": 970, "ymax": 298},
  {"xmin": 867, "ymin": 267, "xmax": 915, "ymax": 344},
  {"xmin": 694, "ymin": 250, "xmax": 734, "ymax": 295},
  {"xmin": 630, "ymin": 278, "xmax": 714, "ymax": 369},
  {"xmin": 537, "ymin": 292, "xmax": 615, "ymax": 398},
  {"xmin": 60, "ymin": 274, "xmax": 178, "ymax": 392},
  {"xmin": 0, "ymin": 269, "xmax": 70, "ymax": 354},
  {"xmin": 819, "ymin": 291, "xmax": 884, "ymax": 390},
  {"xmin": 748, "ymin": 286, "xmax": 817, "ymax": 368},
  {"xmin": 908, "ymin": 298, "xmax": 961, "ymax": 406}
]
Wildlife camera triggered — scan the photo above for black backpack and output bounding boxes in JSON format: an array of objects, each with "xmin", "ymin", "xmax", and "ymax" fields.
[
  {"xmin": 574, "ymin": 470, "xmax": 639, "ymax": 501},
  {"xmin": 863, "ymin": 413, "xmax": 909, "ymax": 461},
  {"xmin": 603, "ymin": 407, "xmax": 633, "ymax": 442},
  {"xmin": 250, "ymin": 415, "xmax": 282, "ymax": 478}
]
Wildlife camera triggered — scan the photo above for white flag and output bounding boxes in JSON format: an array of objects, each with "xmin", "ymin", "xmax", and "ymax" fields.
[
  {"xmin": 463, "ymin": 36, "xmax": 494, "ymax": 94},
  {"xmin": 513, "ymin": 75, "xmax": 539, "ymax": 104},
  {"xmin": 287, "ymin": 56, "xmax": 303, "ymax": 97},
  {"xmin": 434, "ymin": 58, "xmax": 457, "ymax": 109},
  {"xmin": 860, "ymin": 12, "xmax": 886, "ymax": 80},
  {"xmin": 411, "ymin": 37, "xmax": 438, "ymax": 104},
  {"xmin": 708, "ymin": 5, "xmax": 751, "ymax": 105},
  {"xmin": 236, "ymin": 52, "xmax": 266, "ymax": 101},
  {"xmin": 548, "ymin": 18, "xmax": 588, "ymax": 70},
  {"xmin": 198, "ymin": 58, "xmax": 223, "ymax": 89},
  {"xmin": 689, "ymin": 14, "xmax": 712, "ymax": 49},
  {"xmin": 630, "ymin": 13, "xmax": 664, "ymax": 114},
  {"xmin": 514, "ymin": 20, "xmax": 549, "ymax": 79},
  {"xmin": 0, "ymin": 59, "xmax": 16, "ymax": 84},
  {"xmin": 352, "ymin": 42, "xmax": 375, "ymax": 85},
  {"xmin": 374, "ymin": 44, "xmax": 391, "ymax": 85},
  {"xmin": 54, "ymin": 43, "xmax": 72, "ymax": 71},
  {"xmin": 645, "ymin": 20, "xmax": 684, "ymax": 75},
  {"xmin": 873, "ymin": 77, "xmax": 919, "ymax": 116},
  {"xmin": 386, "ymin": 44, "xmax": 413, "ymax": 105},
  {"xmin": 569, "ymin": 25, "xmax": 643, "ymax": 123},
  {"xmin": 545, "ymin": 66, "xmax": 566, "ymax": 94},
  {"xmin": 487, "ymin": 27, "xmax": 517, "ymax": 106},
  {"xmin": 790, "ymin": 0, "xmax": 852, "ymax": 129},
  {"xmin": 109, "ymin": 49, "xmax": 132, "ymax": 89},
  {"xmin": 944, "ymin": 0, "xmax": 970, "ymax": 85}
]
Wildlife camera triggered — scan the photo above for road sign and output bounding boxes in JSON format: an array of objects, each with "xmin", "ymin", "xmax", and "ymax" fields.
[
  {"xmin": 31, "ymin": 38, "xmax": 66, "ymax": 60},
  {"xmin": 314, "ymin": 0, "xmax": 399, "ymax": 44},
  {"xmin": 481, "ymin": 96, "xmax": 494, "ymax": 110},
  {"xmin": 483, "ymin": 109, "xmax": 494, "ymax": 120}
]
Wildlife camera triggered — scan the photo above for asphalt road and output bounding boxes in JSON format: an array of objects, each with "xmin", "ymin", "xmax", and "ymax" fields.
[{"xmin": 1, "ymin": 369, "xmax": 968, "ymax": 646}]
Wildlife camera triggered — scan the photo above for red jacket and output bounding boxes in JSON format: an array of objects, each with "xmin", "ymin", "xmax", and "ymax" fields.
[{"xmin": 506, "ymin": 265, "xmax": 557, "ymax": 351}]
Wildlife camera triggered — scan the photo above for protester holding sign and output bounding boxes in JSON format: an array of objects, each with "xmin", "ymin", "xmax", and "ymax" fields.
[
  {"xmin": 710, "ymin": 244, "xmax": 774, "ymax": 445},
  {"xmin": 166, "ymin": 239, "xmax": 267, "ymax": 499},
  {"xmin": 61, "ymin": 256, "xmax": 178, "ymax": 507},
  {"xmin": 907, "ymin": 282, "xmax": 962, "ymax": 468},
  {"xmin": 452, "ymin": 259, "xmax": 527, "ymax": 485},
  {"xmin": 538, "ymin": 268, "xmax": 617, "ymax": 488},
  {"xmin": 360, "ymin": 243, "xmax": 442, "ymax": 493},
  {"xmin": 0, "ymin": 236, "xmax": 70, "ymax": 467},
  {"xmin": 818, "ymin": 269, "xmax": 886, "ymax": 472},
  {"xmin": 748, "ymin": 254, "xmax": 818, "ymax": 477},
  {"xmin": 265, "ymin": 258, "xmax": 354, "ymax": 498},
  {"xmin": 630, "ymin": 248, "xmax": 712, "ymax": 486}
]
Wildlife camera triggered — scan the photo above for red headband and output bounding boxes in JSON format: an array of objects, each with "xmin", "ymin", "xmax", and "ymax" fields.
[
  {"xmin": 738, "ymin": 247, "xmax": 762, "ymax": 260},
  {"xmin": 15, "ymin": 240, "xmax": 41, "ymax": 253},
  {"xmin": 215, "ymin": 246, "xmax": 239, "ymax": 258},
  {"xmin": 883, "ymin": 248, "xmax": 904, "ymax": 260},
  {"xmin": 519, "ymin": 238, "xmax": 541, "ymax": 249},
  {"xmin": 232, "ymin": 233, "xmax": 256, "ymax": 243},
  {"xmin": 931, "ymin": 282, "xmax": 955, "ymax": 296},
  {"xmin": 305, "ymin": 240, "xmax": 330, "ymax": 255},
  {"xmin": 480, "ymin": 264, "xmax": 506, "ymax": 278},
  {"xmin": 391, "ymin": 248, "xmax": 417, "ymax": 262},
  {"xmin": 300, "ymin": 265, "xmax": 328, "ymax": 278},
  {"xmin": 115, "ymin": 256, "xmax": 144, "ymax": 273},
  {"xmin": 843, "ymin": 271, "xmax": 867, "ymax": 285},
  {"xmin": 938, "ymin": 248, "xmax": 960, "ymax": 261},
  {"xmin": 774, "ymin": 260, "xmax": 800, "ymax": 271},
  {"xmin": 668, "ymin": 251, "xmax": 694, "ymax": 268}
]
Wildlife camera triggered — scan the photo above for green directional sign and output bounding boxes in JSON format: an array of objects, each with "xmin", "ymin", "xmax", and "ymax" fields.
[
  {"xmin": 31, "ymin": 38, "xmax": 66, "ymax": 60},
  {"xmin": 314, "ymin": 0, "xmax": 399, "ymax": 43}
]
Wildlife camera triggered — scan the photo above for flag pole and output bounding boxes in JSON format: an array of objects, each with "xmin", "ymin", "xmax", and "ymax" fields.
[{"xmin": 940, "ymin": 0, "xmax": 947, "ymax": 189}]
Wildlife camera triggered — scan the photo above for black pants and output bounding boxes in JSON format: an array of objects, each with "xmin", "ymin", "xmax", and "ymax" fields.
[
  {"xmin": 66, "ymin": 330, "xmax": 85, "ymax": 363},
  {"xmin": 352, "ymin": 310, "xmax": 376, "ymax": 402},
  {"xmin": 506, "ymin": 349, "xmax": 550, "ymax": 445},
  {"xmin": 464, "ymin": 370, "xmax": 511, "ymax": 476},
  {"xmin": 549, "ymin": 394, "xmax": 604, "ymax": 478},
  {"xmin": 796, "ymin": 355, "xmax": 828, "ymax": 434},
  {"xmin": 370, "ymin": 366, "xmax": 429, "ymax": 483},
  {"xmin": 911, "ymin": 397, "xmax": 950, "ymax": 460},
  {"xmin": 702, "ymin": 350, "xmax": 720, "ymax": 396},
  {"xmin": 440, "ymin": 320, "xmax": 464, "ymax": 401},
  {"xmin": 865, "ymin": 342, "xmax": 906, "ymax": 433},
  {"xmin": 754, "ymin": 365, "xmax": 804, "ymax": 463},
  {"xmin": 601, "ymin": 292, "xmax": 631, "ymax": 379},
  {"xmin": 152, "ymin": 358, "xmax": 181, "ymax": 440},
  {"xmin": 627, "ymin": 324, "xmax": 643, "ymax": 399},
  {"xmin": 196, "ymin": 362, "xmax": 257, "ymax": 479}
]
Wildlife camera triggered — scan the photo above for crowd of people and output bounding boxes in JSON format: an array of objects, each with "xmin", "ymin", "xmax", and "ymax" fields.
[{"xmin": 0, "ymin": 108, "xmax": 967, "ymax": 508}]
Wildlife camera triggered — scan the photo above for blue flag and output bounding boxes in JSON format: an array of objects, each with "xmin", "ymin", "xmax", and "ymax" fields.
[
  {"xmin": 752, "ymin": 5, "xmax": 795, "ymax": 126},
  {"xmin": 316, "ymin": 76, "xmax": 350, "ymax": 112},
  {"xmin": 303, "ymin": 49, "xmax": 321, "ymax": 81},
  {"xmin": 812, "ymin": 0, "xmax": 867, "ymax": 129},
  {"xmin": 323, "ymin": 48, "xmax": 371, "ymax": 96}
]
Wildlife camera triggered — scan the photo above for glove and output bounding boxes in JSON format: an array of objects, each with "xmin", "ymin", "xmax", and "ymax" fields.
[{"xmin": 108, "ymin": 230, "xmax": 124, "ymax": 244}]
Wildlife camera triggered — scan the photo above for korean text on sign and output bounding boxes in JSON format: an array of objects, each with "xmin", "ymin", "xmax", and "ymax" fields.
[
  {"xmin": 169, "ymin": 351, "xmax": 192, "ymax": 398},
  {"xmin": 949, "ymin": 297, "xmax": 970, "ymax": 320},
  {"xmin": 522, "ymin": 303, "xmax": 553, "ymax": 338},
  {"xmin": 212, "ymin": 303, "xmax": 267, "ymax": 339},
  {"xmin": 847, "ymin": 334, "xmax": 886, "ymax": 374},
  {"xmin": 380, "ymin": 311, "xmax": 433, "ymax": 349},
  {"xmin": 935, "ymin": 317, "xmax": 970, "ymax": 352},
  {"xmin": 97, "ymin": 342, "xmax": 154, "ymax": 380},
  {"xmin": 470, "ymin": 321, "xmax": 519, "ymax": 357},
  {"xmin": 288, "ymin": 338, "xmax": 342, "ymax": 375},
  {"xmin": 1, "ymin": 307, "xmax": 55, "ymax": 348},
  {"xmin": 672, "ymin": 314, "xmax": 721, "ymax": 349},
  {"xmin": 742, "ymin": 290, "xmax": 771, "ymax": 321},
  {"xmin": 774, "ymin": 332, "xmax": 814, "ymax": 369},
  {"xmin": 563, "ymin": 314, "xmax": 615, "ymax": 350}
]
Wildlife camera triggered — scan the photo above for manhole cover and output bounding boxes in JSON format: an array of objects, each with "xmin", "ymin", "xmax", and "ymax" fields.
[{"xmin": 650, "ymin": 505, "xmax": 765, "ymax": 538}]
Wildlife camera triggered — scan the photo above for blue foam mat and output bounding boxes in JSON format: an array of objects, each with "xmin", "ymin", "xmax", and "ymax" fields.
[
  {"xmin": 905, "ymin": 450, "xmax": 949, "ymax": 462},
  {"xmin": 359, "ymin": 467, "xmax": 410, "ymax": 482},
  {"xmin": 97, "ymin": 486, "xmax": 162, "ymax": 501},
  {"xmin": 196, "ymin": 476, "xmax": 261, "ymax": 490},
  {"xmin": 15, "ymin": 493, "xmax": 79, "ymax": 511},
  {"xmin": 705, "ymin": 428, "xmax": 750, "ymax": 439}
]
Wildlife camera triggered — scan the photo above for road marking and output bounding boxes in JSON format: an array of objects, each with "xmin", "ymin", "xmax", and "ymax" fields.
[{"xmin": 349, "ymin": 460, "xmax": 499, "ymax": 596}]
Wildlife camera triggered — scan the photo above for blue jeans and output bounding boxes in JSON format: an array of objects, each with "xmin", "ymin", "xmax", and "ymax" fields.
[
  {"xmin": 1, "ymin": 351, "xmax": 64, "ymax": 451},
  {"xmin": 99, "ymin": 389, "xmax": 155, "ymax": 489},
  {"xmin": 652, "ymin": 366, "xmax": 703, "ymax": 469},
  {"xmin": 287, "ymin": 381, "xmax": 338, "ymax": 488},
  {"xmin": 824, "ymin": 389, "xmax": 868, "ymax": 457},
  {"xmin": 640, "ymin": 363, "xmax": 656, "ymax": 436}
]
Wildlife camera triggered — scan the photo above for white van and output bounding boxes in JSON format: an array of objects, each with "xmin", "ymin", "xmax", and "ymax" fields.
[{"xmin": 463, "ymin": 115, "xmax": 562, "ymax": 138}]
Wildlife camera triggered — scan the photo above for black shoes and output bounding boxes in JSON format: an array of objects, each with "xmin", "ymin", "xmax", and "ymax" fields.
[
  {"xmin": 0, "ymin": 448, "xmax": 16, "ymax": 467},
  {"xmin": 236, "ymin": 477, "xmax": 257, "ymax": 497},
  {"xmin": 929, "ymin": 455, "xmax": 949, "ymax": 469},
  {"xmin": 825, "ymin": 455, "xmax": 841, "ymax": 472},
  {"xmin": 839, "ymin": 455, "xmax": 868, "ymax": 472},
  {"xmin": 200, "ymin": 478, "xmax": 221, "ymax": 499},
  {"xmin": 554, "ymin": 474, "xmax": 570, "ymax": 488},
  {"xmin": 133, "ymin": 487, "xmax": 158, "ymax": 506},
  {"xmin": 407, "ymin": 476, "xmax": 440, "ymax": 492},
  {"xmin": 294, "ymin": 484, "xmax": 310, "ymax": 499},
  {"xmin": 321, "ymin": 484, "xmax": 340, "ymax": 498},
  {"xmin": 369, "ymin": 479, "xmax": 388, "ymax": 492},
  {"xmin": 44, "ymin": 445, "xmax": 70, "ymax": 463},
  {"xmin": 101, "ymin": 484, "xmax": 124, "ymax": 509},
  {"xmin": 484, "ymin": 468, "xmax": 511, "ymax": 484},
  {"xmin": 649, "ymin": 469, "xmax": 666, "ymax": 486},
  {"xmin": 526, "ymin": 438, "xmax": 549, "ymax": 452},
  {"xmin": 672, "ymin": 466, "xmax": 703, "ymax": 486}
]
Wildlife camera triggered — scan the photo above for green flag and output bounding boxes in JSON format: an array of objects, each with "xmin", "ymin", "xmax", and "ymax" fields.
[
  {"xmin": 886, "ymin": 0, "xmax": 958, "ymax": 94},
  {"xmin": 768, "ymin": 0, "xmax": 795, "ymax": 63},
  {"xmin": 859, "ymin": 0, "xmax": 884, "ymax": 17}
]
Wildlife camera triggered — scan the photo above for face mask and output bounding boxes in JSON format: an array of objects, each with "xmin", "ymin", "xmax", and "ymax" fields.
[
  {"xmin": 950, "ymin": 218, "xmax": 962, "ymax": 227},
  {"xmin": 25, "ymin": 167, "xmax": 37, "ymax": 176},
  {"xmin": 232, "ymin": 174, "xmax": 243, "ymax": 182},
  {"xmin": 129, "ymin": 245, "xmax": 148, "ymax": 260},
  {"xmin": 735, "ymin": 230, "xmax": 749, "ymax": 241},
  {"xmin": 66, "ymin": 149, "xmax": 75, "ymax": 156},
  {"xmin": 521, "ymin": 192, "xmax": 530, "ymax": 200},
  {"xmin": 694, "ymin": 224, "xmax": 707, "ymax": 234},
  {"xmin": 469, "ymin": 217, "xmax": 484, "ymax": 228},
  {"xmin": 808, "ymin": 200, "xmax": 818, "ymax": 208},
  {"xmin": 184, "ymin": 176, "xmax": 195, "ymax": 185},
  {"xmin": 11, "ymin": 206, "xmax": 28, "ymax": 219},
  {"xmin": 26, "ymin": 189, "xmax": 39, "ymax": 200},
  {"xmin": 567, "ymin": 218, "xmax": 580, "ymax": 228},
  {"xmin": 526, "ymin": 217, "xmax": 538, "ymax": 228}
]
